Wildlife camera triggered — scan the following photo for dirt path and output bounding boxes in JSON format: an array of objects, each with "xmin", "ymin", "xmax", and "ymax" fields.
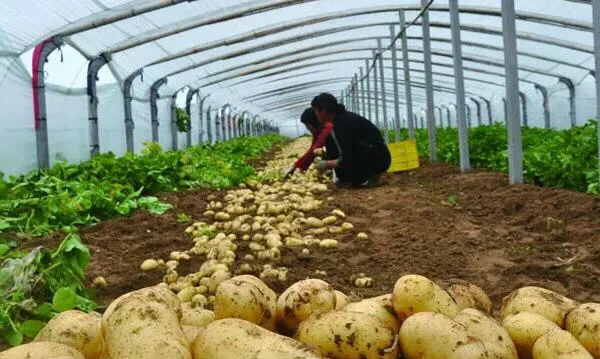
[{"xmin": 77, "ymin": 161, "xmax": 600, "ymax": 310}]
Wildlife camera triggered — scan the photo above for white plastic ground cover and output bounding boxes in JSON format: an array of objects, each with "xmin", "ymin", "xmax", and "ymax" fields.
[{"xmin": 0, "ymin": 0, "xmax": 597, "ymax": 175}]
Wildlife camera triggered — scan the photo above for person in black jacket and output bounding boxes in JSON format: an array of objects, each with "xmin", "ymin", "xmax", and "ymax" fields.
[{"xmin": 311, "ymin": 93, "xmax": 391, "ymax": 187}]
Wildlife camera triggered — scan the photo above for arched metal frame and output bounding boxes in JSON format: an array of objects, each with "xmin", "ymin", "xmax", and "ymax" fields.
[{"xmin": 20, "ymin": 0, "xmax": 600, "ymax": 186}]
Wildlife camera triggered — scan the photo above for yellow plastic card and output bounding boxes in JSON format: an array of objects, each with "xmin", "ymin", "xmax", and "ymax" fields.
[{"xmin": 387, "ymin": 139, "xmax": 420, "ymax": 173}]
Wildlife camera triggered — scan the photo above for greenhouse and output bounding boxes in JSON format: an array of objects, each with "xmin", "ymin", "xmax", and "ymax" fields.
[{"xmin": 2, "ymin": 0, "xmax": 600, "ymax": 358}]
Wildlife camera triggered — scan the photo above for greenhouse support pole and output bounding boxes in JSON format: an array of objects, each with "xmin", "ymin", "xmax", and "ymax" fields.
[
  {"xmin": 150, "ymin": 78, "xmax": 167, "ymax": 143},
  {"xmin": 360, "ymin": 67, "xmax": 366, "ymax": 117},
  {"xmin": 354, "ymin": 74, "xmax": 360, "ymax": 113},
  {"xmin": 215, "ymin": 114, "xmax": 221, "ymax": 142},
  {"xmin": 399, "ymin": 10, "xmax": 415, "ymax": 140},
  {"xmin": 466, "ymin": 104, "xmax": 472, "ymax": 128},
  {"xmin": 420, "ymin": 115, "xmax": 425, "ymax": 129},
  {"xmin": 122, "ymin": 69, "xmax": 143, "ymax": 153},
  {"xmin": 185, "ymin": 89, "xmax": 198, "ymax": 147},
  {"xmin": 442, "ymin": 105, "xmax": 451, "ymax": 128},
  {"xmin": 254, "ymin": 115, "xmax": 261, "ymax": 136},
  {"xmin": 206, "ymin": 106, "xmax": 213, "ymax": 144},
  {"xmin": 470, "ymin": 97, "xmax": 482, "ymax": 126},
  {"xmin": 559, "ymin": 77, "xmax": 577, "ymax": 128},
  {"xmin": 534, "ymin": 84, "xmax": 551, "ymax": 129},
  {"xmin": 478, "ymin": 96, "xmax": 492, "ymax": 125},
  {"xmin": 232, "ymin": 114, "xmax": 240, "ymax": 139},
  {"xmin": 449, "ymin": 0, "xmax": 470, "ymax": 172},
  {"xmin": 199, "ymin": 94, "xmax": 210, "ymax": 144},
  {"xmin": 502, "ymin": 0, "xmax": 524, "ymax": 185},
  {"xmin": 435, "ymin": 106, "xmax": 443, "ymax": 128},
  {"xmin": 171, "ymin": 94, "xmax": 179, "ymax": 150},
  {"xmin": 593, "ymin": 0, "xmax": 600, "ymax": 195},
  {"xmin": 241, "ymin": 111, "xmax": 250, "ymax": 137},
  {"xmin": 87, "ymin": 53, "xmax": 112, "ymax": 157},
  {"xmin": 421, "ymin": 0, "xmax": 437, "ymax": 161},
  {"xmin": 365, "ymin": 61, "xmax": 373, "ymax": 121},
  {"xmin": 377, "ymin": 39, "xmax": 389, "ymax": 144},
  {"xmin": 519, "ymin": 92, "xmax": 528, "ymax": 127},
  {"xmin": 33, "ymin": 37, "xmax": 64, "ymax": 170},
  {"xmin": 414, "ymin": 115, "xmax": 418, "ymax": 129},
  {"xmin": 390, "ymin": 24, "xmax": 401, "ymax": 141},
  {"xmin": 373, "ymin": 51, "xmax": 380, "ymax": 128}
]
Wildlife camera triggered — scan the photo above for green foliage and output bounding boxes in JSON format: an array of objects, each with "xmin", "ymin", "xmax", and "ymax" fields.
[
  {"xmin": 395, "ymin": 121, "xmax": 599, "ymax": 193},
  {"xmin": 0, "ymin": 234, "xmax": 94, "ymax": 346},
  {"xmin": 0, "ymin": 136, "xmax": 285, "ymax": 236},
  {"xmin": 176, "ymin": 213, "xmax": 192, "ymax": 224},
  {"xmin": 176, "ymin": 107, "xmax": 191, "ymax": 133}
]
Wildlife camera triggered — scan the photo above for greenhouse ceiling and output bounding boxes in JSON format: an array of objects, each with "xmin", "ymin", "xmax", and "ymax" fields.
[{"xmin": 1, "ymin": 0, "xmax": 600, "ymax": 183}]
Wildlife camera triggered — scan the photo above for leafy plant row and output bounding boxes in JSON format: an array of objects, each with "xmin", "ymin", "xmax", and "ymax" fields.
[
  {"xmin": 387, "ymin": 121, "xmax": 599, "ymax": 194},
  {"xmin": 0, "ymin": 136, "xmax": 285, "ymax": 236}
]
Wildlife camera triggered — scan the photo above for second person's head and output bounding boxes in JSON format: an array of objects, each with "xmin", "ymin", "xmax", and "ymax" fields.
[{"xmin": 311, "ymin": 93, "xmax": 346, "ymax": 124}]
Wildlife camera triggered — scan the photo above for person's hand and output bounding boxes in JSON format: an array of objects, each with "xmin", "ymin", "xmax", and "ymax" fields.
[
  {"xmin": 283, "ymin": 165, "xmax": 296, "ymax": 179},
  {"xmin": 316, "ymin": 160, "xmax": 328, "ymax": 172},
  {"xmin": 314, "ymin": 147, "xmax": 326, "ymax": 156}
]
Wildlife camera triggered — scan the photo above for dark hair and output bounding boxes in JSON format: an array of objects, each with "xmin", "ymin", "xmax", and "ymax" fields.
[
  {"xmin": 300, "ymin": 108, "xmax": 320, "ymax": 128},
  {"xmin": 311, "ymin": 93, "xmax": 346, "ymax": 115}
]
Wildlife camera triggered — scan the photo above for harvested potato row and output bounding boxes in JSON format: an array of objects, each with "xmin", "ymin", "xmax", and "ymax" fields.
[
  {"xmin": 392, "ymin": 274, "xmax": 458, "ymax": 320},
  {"xmin": 448, "ymin": 282, "xmax": 493, "ymax": 314},
  {"xmin": 502, "ymin": 311, "xmax": 561, "ymax": 359},
  {"xmin": 455, "ymin": 308, "xmax": 518, "ymax": 359},
  {"xmin": 342, "ymin": 294, "xmax": 401, "ymax": 332},
  {"xmin": 566, "ymin": 303, "xmax": 600, "ymax": 358},
  {"xmin": 0, "ymin": 342, "xmax": 85, "ymax": 359},
  {"xmin": 276, "ymin": 279, "xmax": 337, "ymax": 333},
  {"xmin": 532, "ymin": 329, "xmax": 593, "ymax": 359},
  {"xmin": 181, "ymin": 304, "xmax": 215, "ymax": 327},
  {"xmin": 500, "ymin": 286, "xmax": 578, "ymax": 327},
  {"xmin": 296, "ymin": 311, "xmax": 399, "ymax": 359},
  {"xmin": 102, "ymin": 286, "xmax": 191, "ymax": 359},
  {"xmin": 213, "ymin": 275, "xmax": 277, "ymax": 331},
  {"xmin": 192, "ymin": 318, "xmax": 324, "ymax": 359},
  {"xmin": 399, "ymin": 312, "xmax": 488, "ymax": 359},
  {"xmin": 34, "ymin": 310, "xmax": 104, "ymax": 359}
]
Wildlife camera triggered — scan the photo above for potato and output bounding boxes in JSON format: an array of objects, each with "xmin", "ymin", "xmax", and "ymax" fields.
[
  {"xmin": 102, "ymin": 287, "xmax": 191, "ymax": 359},
  {"xmin": 448, "ymin": 283, "xmax": 492, "ymax": 314},
  {"xmin": 455, "ymin": 309, "xmax": 518, "ymax": 359},
  {"xmin": 392, "ymin": 274, "xmax": 458, "ymax": 320},
  {"xmin": 532, "ymin": 329, "xmax": 593, "ymax": 359},
  {"xmin": 191, "ymin": 318, "xmax": 323, "ymax": 359},
  {"xmin": 276, "ymin": 279, "xmax": 337, "ymax": 333},
  {"xmin": 103, "ymin": 285, "xmax": 182, "ymax": 320},
  {"xmin": 34, "ymin": 310, "xmax": 104, "ymax": 359},
  {"xmin": 342, "ymin": 295, "xmax": 401, "ymax": 332},
  {"xmin": 334, "ymin": 290, "xmax": 350, "ymax": 309},
  {"xmin": 181, "ymin": 304, "xmax": 215, "ymax": 327},
  {"xmin": 502, "ymin": 312, "xmax": 560, "ymax": 359},
  {"xmin": 399, "ymin": 312, "xmax": 487, "ymax": 359},
  {"xmin": 566, "ymin": 303, "xmax": 600, "ymax": 358},
  {"xmin": 500, "ymin": 286, "xmax": 578, "ymax": 327},
  {"xmin": 214, "ymin": 275, "xmax": 277, "ymax": 331},
  {"xmin": 296, "ymin": 311, "xmax": 398, "ymax": 359},
  {"xmin": 0, "ymin": 342, "xmax": 85, "ymax": 359},
  {"xmin": 182, "ymin": 325, "xmax": 205, "ymax": 346},
  {"xmin": 208, "ymin": 269, "xmax": 231, "ymax": 293}
]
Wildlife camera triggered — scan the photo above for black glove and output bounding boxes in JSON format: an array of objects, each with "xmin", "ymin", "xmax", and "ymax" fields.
[{"xmin": 283, "ymin": 165, "xmax": 296, "ymax": 180}]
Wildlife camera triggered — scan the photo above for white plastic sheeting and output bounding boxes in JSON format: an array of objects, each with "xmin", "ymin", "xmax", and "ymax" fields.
[{"xmin": 0, "ymin": 0, "xmax": 598, "ymax": 175}]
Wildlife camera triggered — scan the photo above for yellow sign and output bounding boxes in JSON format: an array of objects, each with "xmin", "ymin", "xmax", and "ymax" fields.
[{"xmin": 387, "ymin": 139, "xmax": 420, "ymax": 173}]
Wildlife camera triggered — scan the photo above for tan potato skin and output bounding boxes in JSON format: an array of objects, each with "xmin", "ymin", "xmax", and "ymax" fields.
[
  {"xmin": 181, "ymin": 305, "xmax": 215, "ymax": 327},
  {"xmin": 276, "ymin": 279, "xmax": 337, "ymax": 333},
  {"xmin": 342, "ymin": 295, "xmax": 401, "ymax": 332},
  {"xmin": 0, "ymin": 342, "xmax": 85, "ymax": 359},
  {"xmin": 191, "ymin": 318, "xmax": 324, "ymax": 359},
  {"xmin": 392, "ymin": 274, "xmax": 458, "ymax": 320},
  {"xmin": 334, "ymin": 290, "xmax": 350, "ymax": 310},
  {"xmin": 448, "ymin": 283, "xmax": 493, "ymax": 314},
  {"xmin": 214, "ymin": 275, "xmax": 277, "ymax": 331},
  {"xmin": 34, "ymin": 310, "xmax": 104, "ymax": 359},
  {"xmin": 102, "ymin": 287, "xmax": 191, "ymax": 359},
  {"xmin": 455, "ymin": 309, "xmax": 518, "ymax": 359},
  {"xmin": 532, "ymin": 329, "xmax": 593, "ymax": 359},
  {"xmin": 502, "ymin": 312, "xmax": 560, "ymax": 359},
  {"xmin": 182, "ymin": 325, "xmax": 205, "ymax": 346},
  {"xmin": 566, "ymin": 303, "xmax": 600, "ymax": 358},
  {"xmin": 500, "ymin": 286, "xmax": 578, "ymax": 327},
  {"xmin": 296, "ymin": 311, "xmax": 399, "ymax": 359},
  {"xmin": 399, "ymin": 312, "xmax": 488, "ymax": 359}
]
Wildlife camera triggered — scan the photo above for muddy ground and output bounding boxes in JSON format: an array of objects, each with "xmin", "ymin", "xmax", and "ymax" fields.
[{"xmin": 47, "ymin": 159, "xmax": 599, "ymax": 311}]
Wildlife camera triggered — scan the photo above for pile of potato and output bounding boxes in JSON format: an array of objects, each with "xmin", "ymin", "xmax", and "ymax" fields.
[
  {"xmin": 4, "ymin": 273, "xmax": 599, "ymax": 359},
  {"xmin": 138, "ymin": 138, "xmax": 371, "ymax": 309}
]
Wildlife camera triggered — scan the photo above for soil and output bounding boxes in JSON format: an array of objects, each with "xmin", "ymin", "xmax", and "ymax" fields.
[{"xmin": 23, "ymin": 158, "xmax": 600, "ymax": 311}]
